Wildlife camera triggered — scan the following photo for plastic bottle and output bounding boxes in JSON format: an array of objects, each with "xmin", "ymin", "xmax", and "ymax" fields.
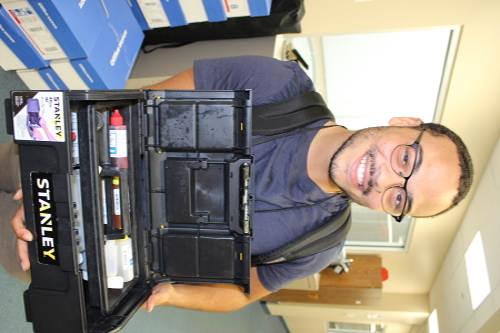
[
  {"xmin": 105, "ymin": 240, "xmax": 124, "ymax": 289},
  {"xmin": 109, "ymin": 109, "xmax": 128, "ymax": 169},
  {"xmin": 112, "ymin": 177, "xmax": 122, "ymax": 229},
  {"xmin": 117, "ymin": 236, "xmax": 134, "ymax": 282},
  {"xmin": 104, "ymin": 240, "xmax": 118, "ymax": 277}
]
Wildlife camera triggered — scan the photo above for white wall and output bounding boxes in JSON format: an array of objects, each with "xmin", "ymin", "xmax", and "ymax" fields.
[
  {"xmin": 428, "ymin": 134, "xmax": 500, "ymax": 333},
  {"xmin": 267, "ymin": 293, "xmax": 430, "ymax": 333}
]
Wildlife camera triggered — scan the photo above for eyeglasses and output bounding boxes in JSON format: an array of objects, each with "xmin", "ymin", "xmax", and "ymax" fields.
[{"xmin": 381, "ymin": 129, "xmax": 425, "ymax": 222}]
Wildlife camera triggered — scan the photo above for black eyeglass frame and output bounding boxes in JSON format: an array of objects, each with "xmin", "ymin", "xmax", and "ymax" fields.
[{"xmin": 382, "ymin": 129, "xmax": 426, "ymax": 222}]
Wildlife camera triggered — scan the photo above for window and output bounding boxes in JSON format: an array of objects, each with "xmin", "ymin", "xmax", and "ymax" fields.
[
  {"xmin": 329, "ymin": 322, "xmax": 385, "ymax": 333},
  {"xmin": 346, "ymin": 203, "xmax": 412, "ymax": 250},
  {"xmin": 321, "ymin": 28, "xmax": 454, "ymax": 129}
]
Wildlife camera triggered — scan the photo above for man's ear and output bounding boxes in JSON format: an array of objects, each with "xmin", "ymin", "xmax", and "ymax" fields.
[{"xmin": 389, "ymin": 117, "xmax": 423, "ymax": 127}]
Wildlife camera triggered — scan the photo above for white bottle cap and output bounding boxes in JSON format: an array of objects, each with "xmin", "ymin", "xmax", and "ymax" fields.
[{"xmin": 107, "ymin": 276, "xmax": 124, "ymax": 289}]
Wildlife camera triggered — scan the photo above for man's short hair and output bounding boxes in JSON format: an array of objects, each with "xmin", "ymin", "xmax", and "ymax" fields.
[{"xmin": 413, "ymin": 122, "xmax": 474, "ymax": 216}]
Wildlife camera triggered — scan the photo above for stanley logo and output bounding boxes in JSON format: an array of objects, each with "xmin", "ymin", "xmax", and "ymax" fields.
[{"xmin": 32, "ymin": 173, "xmax": 59, "ymax": 266}]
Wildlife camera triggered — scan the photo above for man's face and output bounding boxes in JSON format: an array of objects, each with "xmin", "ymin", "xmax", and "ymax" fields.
[{"xmin": 329, "ymin": 126, "xmax": 461, "ymax": 218}]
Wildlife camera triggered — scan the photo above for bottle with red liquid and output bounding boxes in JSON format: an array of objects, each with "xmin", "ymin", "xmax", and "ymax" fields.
[{"xmin": 109, "ymin": 109, "xmax": 128, "ymax": 169}]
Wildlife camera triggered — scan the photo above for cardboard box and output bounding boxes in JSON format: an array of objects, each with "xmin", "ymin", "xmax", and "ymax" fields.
[
  {"xmin": 27, "ymin": 0, "xmax": 112, "ymax": 60},
  {"xmin": 248, "ymin": 0, "xmax": 272, "ymax": 17},
  {"xmin": 51, "ymin": 1, "xmax": 144, "ymax": 89},
  {"xmin": 178, "ymin": 0, "xmax": 208, "ymax": 24},
  {"xmin": 0, "ymin": 37, "xmax": 26, "ymax": 70},
  {"xmin": 0, "ymin": 0, "xmax": 27, "ymax": 3},
  {"xmin": 3, "ymin": 0, "xmax": 144, "ymax": 65},
  {"xmin": 49, "ymin": 59, "xmax": 89, "ymax": 90},
  {"xmin": 225, "ymin": 0, "xmax": 250, "ymax": 18},
  {"xmin": 201, "ymin": 0, "xmax": 226, "ymax": 22},
  {"xmin": 15, "ymin": 68, "xmax": 50, "ymax": 89},
  {"xmin": 0, "ymin": 5, "xmax": 49, "ymax": 69},
  {"xmin": 16, "ymin": 66, "xmax": 68, "ymax": 90},
  {"xmin": 126, "ymin": 0, "xmax": 151, "ymax": 30},
  {"xmin": 136, "ymin": 0, "xmax": 170, "ymax": 28},
  {"xmin": 160, "ymin": 0, "xmax": 187, "ymax": 27},
  {"xmin": 1, "ymin": 1, "xmax": 67, "ymax": 60}
]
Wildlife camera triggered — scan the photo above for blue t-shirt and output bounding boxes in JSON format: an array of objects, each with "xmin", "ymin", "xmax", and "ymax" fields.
[{"xmin": 194, "ymin": 56, "xmax": 350, "ymax": 292}]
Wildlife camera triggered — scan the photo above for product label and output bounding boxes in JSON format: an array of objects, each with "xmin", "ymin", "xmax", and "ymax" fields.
[
  {"xmin": 121, "ymin": 244, "xmax": 133, "ymax": 270},
  {"xmin": 12, "ymin": 91, "xmax": 65, "ymax": 142},
  {"xmin": 32, "ymin": 172, "xmax": 59, "ymax": 266},
  {"xmin": 136, "ymin": 0, "xmax": 169, "ymax": 27},
  {"xmin": 113, "ymin": 187, "xmax": 121, "ymax": 216},
  {"xmin": 71, "ymin": 112, "xmax": 79, "ymax": 163},
  {"xmin": 101, "ymin": 179, "xmax": 108, "ymax": 224},
  {"xmin": 225, "ymin": 0, "xmax": 250, "ymax": 17},
  {"xmin": 6, "ymin": 6, "xmax": 63, "ymax": 55},
  {"xmin": 109, "ymin": 129, "xmax": 127, "ymax": 157}
]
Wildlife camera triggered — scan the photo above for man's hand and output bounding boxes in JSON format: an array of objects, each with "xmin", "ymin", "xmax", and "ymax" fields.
[
  {"xmin": 140, "ymin": 282, "xmax": 175, "ymax": 312},
  {"xmin": 11, "ymin": 188, "xmax": 32, "ymax": 271},
  {"xmin": 139, "ymin": 267, "xmax": 271, "ymax": 312}
]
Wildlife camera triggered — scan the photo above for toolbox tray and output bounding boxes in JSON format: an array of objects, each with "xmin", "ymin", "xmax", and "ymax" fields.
[{"xmin": 7, "ymin": 89, "xmax": 253, "ymax": 333}]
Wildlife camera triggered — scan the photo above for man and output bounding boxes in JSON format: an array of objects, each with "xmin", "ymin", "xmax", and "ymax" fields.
[{"xmin": 4, "ymin": 55, "xmax": 473, "ymax": 313}]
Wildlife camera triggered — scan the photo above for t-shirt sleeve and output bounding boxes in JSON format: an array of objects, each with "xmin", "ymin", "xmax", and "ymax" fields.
[
  {"xmin": 257, "ymin": 241, "xmax": 345, "ymax": 293},
  {"xmin": 193, "ymin": 55, "xmax": 314, "ymax": 106}
]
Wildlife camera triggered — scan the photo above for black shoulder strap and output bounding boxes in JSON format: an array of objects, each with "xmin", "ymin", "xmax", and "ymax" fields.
[
  {"xmin": 252, "ymin": 91, "xmax": 334, "ymax": 136},
  {"xmin": 251, "ymin": 205, "xmax": 352, "ymax": 265}
]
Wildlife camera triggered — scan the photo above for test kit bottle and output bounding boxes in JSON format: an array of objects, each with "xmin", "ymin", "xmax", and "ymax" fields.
[
  {"xmin": 104, "ymin": 237, "xmax": 134, "ymax": 288},
  {"xmin": 109, "ymin": 109, "xmax": 128, "ymax": 169},
  {"xmin": 117, "ymin": 236, "xmax": 134, "ymax": 282},
  {"xmin": 104, "ymin": 240, "xmax": 124, "ymax": 289},
  {"xmin": 112, "ymin": 177, "xmax": 122, "ymax": 229}
]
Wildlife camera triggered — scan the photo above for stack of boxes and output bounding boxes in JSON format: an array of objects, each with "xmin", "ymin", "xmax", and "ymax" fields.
[
  {"xmin": 135, "ymin": 0, "xmax": 273, "ymax": 28},
  {"xmin": 0, "ymin": 0, "xmax": 145, "ymax": 90},
  {"xmin": 0, "ymin": 0, "xmax": 273, "ymax": 90}
]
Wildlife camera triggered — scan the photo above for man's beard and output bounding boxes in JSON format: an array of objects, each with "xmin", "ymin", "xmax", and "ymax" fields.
[{"xmin": 328, "ymin": 127, "xmax": 381, "ymax": 201}]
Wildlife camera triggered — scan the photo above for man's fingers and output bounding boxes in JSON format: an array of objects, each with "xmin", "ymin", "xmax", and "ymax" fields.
[
  {"xmin": 140, "ymin": 283, "xmax": 174, "ymax": 312},
  {"xmin": 18, "ymin": 239, "xmax": 30, "ymax": 271},
  {"xmin": 11, "ymin": 204, "xmax": 32, "ymax": 241},
  {"xmin": 10, "ymin": 201, "xmax": 32, "ymax": 271},
  {"xmin": 146, "ymin": 296, "xmax": 156, "ymax": 312},
  {"xmin": 13, "ymin": 187, "xmax": 23, "ymax": 200},
  {"xmin": 139, "ymin": 294, "xmax": 157, "ymax": 312}
]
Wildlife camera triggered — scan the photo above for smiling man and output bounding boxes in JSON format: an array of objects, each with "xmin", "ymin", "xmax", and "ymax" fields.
[
  {"xmin": 321, "ymin": 121, "xmax": 465, "ymax": 219},
  {"xmin": 4, "ymin": 55, "xmax": 473, "ymax": 313}
]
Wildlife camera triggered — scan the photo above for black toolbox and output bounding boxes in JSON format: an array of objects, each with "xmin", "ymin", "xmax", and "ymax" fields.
[{"xmin": 6, "ymin": 89, "xmax": 254, "ymax": 333}]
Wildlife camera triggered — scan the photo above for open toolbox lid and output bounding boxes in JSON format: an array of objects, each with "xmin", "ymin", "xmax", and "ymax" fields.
[{"xmin": 7, "ymin": 89, "xmax": 253, "ymax": 333}]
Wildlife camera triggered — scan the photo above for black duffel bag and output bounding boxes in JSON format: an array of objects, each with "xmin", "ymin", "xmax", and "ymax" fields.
[{"xmin": 142, "ymin": 0, "xmax": 304, "ymax": 52}]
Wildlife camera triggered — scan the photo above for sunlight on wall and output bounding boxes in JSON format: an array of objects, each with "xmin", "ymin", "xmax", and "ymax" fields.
[
  {"xmin": 465, "ymin": 232, "xmax": 491, "ymax": 310},
  {"xmin": 428, "ymin": 309, "xmax": 439, "ymax": 333}
]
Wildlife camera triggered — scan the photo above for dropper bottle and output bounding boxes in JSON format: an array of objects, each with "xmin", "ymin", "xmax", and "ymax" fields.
[{"xmin": 109, "ymin": 109, "xmax": 128, "ymax": 169}]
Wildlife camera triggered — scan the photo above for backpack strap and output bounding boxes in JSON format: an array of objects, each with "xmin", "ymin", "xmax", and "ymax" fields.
[
  {"xmin": 250, "ymin": 90, "xmax": 350, "ymax": 265},
  {"xmin": 252, "ymin": 91, "xmax": 334, "ymax": 136},
  {"xmin": 251, "ymin": 205, "xmax": 352, "ymax": 265}
]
